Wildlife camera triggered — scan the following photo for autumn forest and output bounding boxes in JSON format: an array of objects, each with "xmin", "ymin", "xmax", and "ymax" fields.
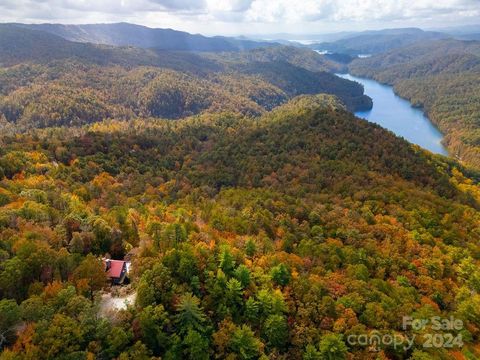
[{"xmin": 0, "ymin": 21, "xmax": 480, "ymax": 360}]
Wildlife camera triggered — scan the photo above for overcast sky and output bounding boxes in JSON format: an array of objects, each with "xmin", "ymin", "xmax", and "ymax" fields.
[{"xmin": 0, "ymin": 0, "xmax": 479, "ymax": 36}]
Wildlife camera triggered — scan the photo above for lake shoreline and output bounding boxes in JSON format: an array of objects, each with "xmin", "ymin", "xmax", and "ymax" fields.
[{"xmin": 335, "ymin": 73, "xmax": 449, "ymax": 156}]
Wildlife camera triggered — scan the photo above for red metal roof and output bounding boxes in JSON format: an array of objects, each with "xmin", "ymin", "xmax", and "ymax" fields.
[{"xmin": 105, "ymin": 260, "xmax": 126, "ymax": 279}]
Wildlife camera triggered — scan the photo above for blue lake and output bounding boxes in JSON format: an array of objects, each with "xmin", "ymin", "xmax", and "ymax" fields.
[{"xmin": 337, "ymin": 73, "xmax": 448, "ymax": 156}]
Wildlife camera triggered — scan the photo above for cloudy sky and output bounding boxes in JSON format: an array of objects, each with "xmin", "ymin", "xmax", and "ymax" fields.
[{"xmin": 0, "ymin": 0, "xmax": 479, "ymax": 36}]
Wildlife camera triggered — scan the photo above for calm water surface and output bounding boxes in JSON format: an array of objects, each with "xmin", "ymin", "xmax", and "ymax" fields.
[{"xmin": 337, "ymin": 73, "xmax": 448, "ymax": 156}]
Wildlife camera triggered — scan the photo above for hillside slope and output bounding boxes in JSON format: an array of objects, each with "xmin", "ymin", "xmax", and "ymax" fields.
[
  {"xmin": 1, "ymin": 96, "xmax": 480, "ymax": 359},
  {"xmin": 204, "ymin": 45, "xmax": 346, "ymax": 73}
]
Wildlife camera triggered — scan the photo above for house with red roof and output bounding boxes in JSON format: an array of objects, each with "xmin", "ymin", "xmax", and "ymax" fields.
[{"xmin": 103, "ymin": 259, "xmax": 129, "ymax": 285}]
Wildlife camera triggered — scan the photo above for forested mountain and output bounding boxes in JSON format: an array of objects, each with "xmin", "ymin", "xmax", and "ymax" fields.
[
  {"xmin": 1, "ymin": 95, "xmax": 480, "ymax": 359},
  {"xmin": 310, "ymin": 28, "xmax": 448, "ymax": 55},
  {"xmin": 0, "ymin": 60, "xmax": 370, "ymax": 128},
  {"xmin": 0, "ymin": 24, "xmax": 171, "ymax": 68},
  {"xmin": 15, "ymin": 22, "xmax": 274, "ymax": 52},
  {"xmin": 349, "ymin": 39, "xmax": 480, "ymax": 80},
  {"xmin": 204, "ymin": 46, "xmax": 346, "ymax": 73},
  {"xmin": 349, "ymin": 39, "xmax": 480, "ymax": 167},
  {"xmin": 0, "ymin": 25, "xmax": 371, "ymax": 129},
  {"xmin": 0, "ymin": 24, "xmax": 342, "ymax": 73}
]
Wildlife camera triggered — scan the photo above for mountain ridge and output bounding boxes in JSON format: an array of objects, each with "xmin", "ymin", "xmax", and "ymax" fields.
[
  {"xmin": 309, "ymin": 28, "xmax": 449, "ymax": 55},
  {"xmin": 13, "ymin": 22, "xmax": 275, "ymax": 52}
]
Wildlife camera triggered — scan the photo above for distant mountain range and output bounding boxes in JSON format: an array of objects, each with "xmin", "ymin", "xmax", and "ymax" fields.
[
  {"xmin": 0, "ymin": 23, "xmax": 342, "ymax": 73},
  {"xmin": 13, "ymin": 22, "xmax": 275, "ymax": 52},
  {"xmin": 8, "ymin": 23, "xmax": 479, "ymax": 57},
  {"xmin": 308, "ymin": 28, "xmax": 449, "ymax": 55},
  {"xmin": 0, "ymin": 24, "xmax": 173, "ymax": 67}
]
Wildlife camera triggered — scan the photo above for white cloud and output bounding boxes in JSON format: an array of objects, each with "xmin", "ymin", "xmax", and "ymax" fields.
[
  {"xmin": 0, "ymin": 0, "xmax": 478, "ymax": 34},
  {"xmin": 207, "ymin": 0, "xmax": 253, "ymax": 12},
  {"xmin": 243, "ymin": 0, "xmax": 479, "ymax": 23}
]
